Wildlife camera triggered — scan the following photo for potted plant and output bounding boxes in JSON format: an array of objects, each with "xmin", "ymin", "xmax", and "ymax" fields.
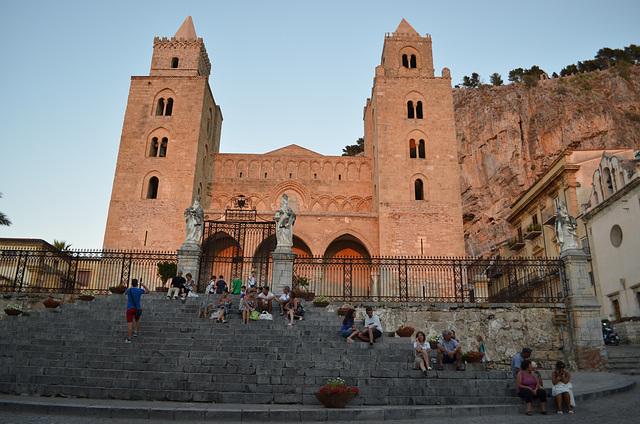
[
  {"xmin": 156, "ymin": 261, "xmax": 176, "ymax": 292},
  {"xmin": 312, "ymin": 296, "xmax": 330, "ymax": 307},
  {"xmin": 4, "ymin": 304, "xmax": 23, "ymax": 316},
  {"xmin": 427, "ymin": 334, "xmax": 440, "ymax": 349},
  {"xmin": 42, "ymin": 298, "xmax": 61, "ymax": 308},
  {"xmin": 292, "ymin": 275, "xmax": 314, "ymax": 301},
  {"xmin": 108, "ymin": 283, "xmax": 127, "ymax": 294},
  {"xmin": 79, "ymin": 291, "xmax": 95, "ymax": 301},
  {"xmin": 396, "ymin": 325, "xmax": 415, "ymax": 337},
  {"xmin": 462, "ymin": 350, "xmax": 485, "ymax": 363},
  {"xmin": 314, "ymin": 377, "xmax": 359, "ymax": 408},
  {"xmin": 337, "ymin": 306, "xmax": 353, "ymax": 316}
]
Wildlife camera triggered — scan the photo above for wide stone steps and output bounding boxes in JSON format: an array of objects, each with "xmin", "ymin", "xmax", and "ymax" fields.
[{"xmin": 0, "ymin": 294, "xmax": 517, "ymax": 406}]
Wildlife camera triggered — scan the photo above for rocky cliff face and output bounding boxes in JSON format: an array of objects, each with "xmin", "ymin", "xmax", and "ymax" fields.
[{"xmin": 454, "ymin": 66, "xmax": 640, "ymax": 256}]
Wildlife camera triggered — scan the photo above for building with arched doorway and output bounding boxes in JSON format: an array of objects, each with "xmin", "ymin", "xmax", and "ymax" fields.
[{"xmin": 103, "ymin": 17, "xmax": 466, "ymax": 287}]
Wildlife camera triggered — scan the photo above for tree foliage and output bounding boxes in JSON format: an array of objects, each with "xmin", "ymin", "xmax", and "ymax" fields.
[
  {"xmin": 0, "ymin": 192, "xmax": 10, "ymax": 227},
  {"xmin": 489, "ymin": 73, "xmax": 503, "ymax": 86},
  {"xmin": 560, "ymin": 44, "xmax": 640, "ymax": 77},
  {"xmin": 342, "ymin": 137, "xmax": 364, "ymax": 156},
  {"xmin": 462, "ymin": 72, "xmax": 481, "ymax": 88},
  {"xmin": 157, "ymin": 261, "xmax": 178, "ymax": 284},
  {"xmin": 53, "ymin": 240, "xmax": 72, "ymax": 251}
]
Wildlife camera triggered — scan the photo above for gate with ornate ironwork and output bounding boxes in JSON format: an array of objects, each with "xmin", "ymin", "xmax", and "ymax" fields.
[{"xmin": 198, "ymin": 197, "xmax": 276, "ymax": 291}]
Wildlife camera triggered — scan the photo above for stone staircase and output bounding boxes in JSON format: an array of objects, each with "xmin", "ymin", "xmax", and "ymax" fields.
[
  {"xmin": 0, "ymin": 293, "xmax": 517, "ymax": 407},
  {"xmin": 606, "ymin": 344, "xmax": 640, "ymax": 375}
]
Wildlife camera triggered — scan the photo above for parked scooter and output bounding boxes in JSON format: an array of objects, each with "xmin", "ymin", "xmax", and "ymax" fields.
[{"xmin": 603, "ymin": 322, "xmax": 620, "ymax": 345}]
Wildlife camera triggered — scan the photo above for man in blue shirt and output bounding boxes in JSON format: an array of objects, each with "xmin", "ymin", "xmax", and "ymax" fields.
[
  {"xmin": 215, "ymin": 275, "xmax": 227, "ymax": 294},
  {"xmin": 511, "ymin": 347, "xmax": 532, "ymax": 378},
  {"xmin": 437, "ymin": 329, "xmax": 463, "ymax": 370},
  {"xmin": 125, "ymin": 279, "xmax": 148, "ymax": 343}
]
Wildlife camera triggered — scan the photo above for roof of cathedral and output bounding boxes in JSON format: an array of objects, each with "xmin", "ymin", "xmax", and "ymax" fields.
[
  {"xmin": 394, "ymin": 19, "xmax": 419, "ymax": 36},
  {"xmin": 263, "ymin": 144, "xmax": 324, "ymax": 157},
  {"xmin": 174, "ymin": 16, "xmax": 197, "ymax": 41}
]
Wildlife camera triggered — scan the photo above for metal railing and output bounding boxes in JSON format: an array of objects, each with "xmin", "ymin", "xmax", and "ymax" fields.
[{"xmin": 0, "ymin": 249, "xmax": 177, "ymax": 294}]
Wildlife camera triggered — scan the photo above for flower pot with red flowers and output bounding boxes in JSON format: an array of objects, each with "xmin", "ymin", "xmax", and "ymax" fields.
[
  {"xmin": 396, "ymin": 325, "xmax": 414, "ymax": 337},
  {"xmin": 337, "ymin": 306, "xmax": 352, "ymax": 316},
  {"xmin": 314, "ymin": 378, "xmax": 359, "ymax": 408},
  {"xmin": 43, "ymin": 298, "xmax": 61, "ymax": 309},
  {"xmin": 462, "ymin": 350, "xmax": 485, "ymax": 363},
  {"xmin": 108, "ymin": 284, "xmax": 127, "ymax": 294}
]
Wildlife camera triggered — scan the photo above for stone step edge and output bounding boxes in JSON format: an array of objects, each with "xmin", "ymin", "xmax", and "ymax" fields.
[{"xmin": 0, "ymin": 396, "xmax": 519, "ymax": 421}]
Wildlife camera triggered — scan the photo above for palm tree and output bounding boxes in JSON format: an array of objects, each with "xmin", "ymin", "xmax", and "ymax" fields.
[
  {"xmin": 53, "ymin": 240, "xmax": 72, "ymax": 251},
  {"xmin": 0, "ymin": 192, "xmax": 10, "ymax": 226}
]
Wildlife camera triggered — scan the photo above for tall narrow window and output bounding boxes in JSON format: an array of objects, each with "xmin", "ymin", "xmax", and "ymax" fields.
[
  {"xmin": 414, "ymin": 179, "xmax": 424, "ymax": 200},
  {"xmin": 147, "ymin": 177, "xmax": 159, "ymax": 199},
  {"xmin": 418, "ymin": 139, "xmax": 425, "ymax": 158},
  {"xmin": 407, "ymin": 101, "xmax": 415, "ymax": 119},
  {"xmin": 156, "ymin": 98, "xmax": 165, "ymax": 116},
  {"xmin": 410, "ymin": 54, "xmax": 417, "ymax": 68},
  {"xmin": 409, "ymin": 139, "xmax": 417, "ymax": 158},
  {"xmin": 149, "ymin": 137, "xmax": 159, "ymax": 157},
  {"xmin": 416, "ymin": 101, "xmax": 423, "ymax": 119},
  {"xmin": 165, "ymin": 98, "xmax": 173, "ymax": 116},
  {"xmin": 171, "ymin": 57, "xmax": 179, "ymax": 68},
  {"xmin": 402, "ymin": 54, "xmax": 409, "ymax": 68},
  {"xmin": 159, "ymin": 138, "xmax": 168, "ymax": 157},
  {"xmin": 603, "ymin": 168, "xmax": 614, "ymax": 197}
]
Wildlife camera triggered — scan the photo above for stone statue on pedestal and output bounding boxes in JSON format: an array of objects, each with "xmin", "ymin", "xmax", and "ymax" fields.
[
  {"xmin": 555, "ymin": 200, "xmax": 579, "ymax": 253},
  {"xmin": 274, "ymin": 194, "xmax": 296, "ymax": 248},
  {"xmin": 184, "ymin": 195, "xmax": 204, "ymax": 245}
]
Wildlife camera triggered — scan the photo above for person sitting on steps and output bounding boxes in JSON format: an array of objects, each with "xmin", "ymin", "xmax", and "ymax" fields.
[
  {"xmin": 285, "ymin": 291, "xmax": 304, "ymax": 325},
  {"xmin": 357, "ymin": 306, "xmax": 383, "ymax": 348},
  {"xmin": 215, "ymin": 289, "xmax": 232, "ymax": 323},
  {"xmin": 340, "ymin": 309, "xmax": 360, "ymax": 343},
  {"xmin": 516, "ymin": 359, "xmax": 549, "ymax": 415},
  {"xmin": 413, "ymin": 331, "xmax": 432, "ymax": 376},
  {"xmin": 241, "ymin": 288, "xmax": 256, "ymax": 324},
  {"xmin": 166, "ymin": 270, "xmax": 185, "ymax": 300},
  {"xmin": 437, "ymin": 329, "xmax": 463, "ymax": 371},
  {"xmin": 257, "ymin": 286, "xmax": 275, "ymax": 314}
]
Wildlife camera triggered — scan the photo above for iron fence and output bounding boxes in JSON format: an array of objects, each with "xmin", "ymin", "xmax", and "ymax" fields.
[
  {"xmin": 0, "ymin": 248, "xmax": 565, "ymax": 303},
  {"xmin": 293, "ymin": 256, "xmax": 566, "ymax": 303},
  {"xmin": 0, "ymin": 249, "xmax": 177, "ymax": 295}
]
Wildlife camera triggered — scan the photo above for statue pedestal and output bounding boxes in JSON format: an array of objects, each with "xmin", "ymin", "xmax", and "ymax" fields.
[
  {"xmin": 271, "ymin": 246, "xmax": 296, "ymax": 294},
  {"xmin": 562, "ymin": 249, "xmax": 607, "ymax": 370},
  {"xmin": 177, "ymin": 243, "xmax": 202, "ymax": 287}
]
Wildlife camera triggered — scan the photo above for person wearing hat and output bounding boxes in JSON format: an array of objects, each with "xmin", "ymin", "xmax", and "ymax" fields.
[
  {"xmin": 511, "ymin": 347, "xmax": 533, "ymax": 378},
  {"xmin": 358, "ymin": 306, "xmax": 383, "ymax": 348},
  {"xmin": 276, "ymin": 286, "xmax": 291, "ymax": 316}
]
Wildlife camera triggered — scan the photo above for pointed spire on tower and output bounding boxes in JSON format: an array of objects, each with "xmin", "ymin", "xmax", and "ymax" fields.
[
  {"xmin": 174, "ymin": 16, "xmax": 197, "ymax": 41},
  {"xmin": 394, "ymin": 19, "xmax": 419, "ymax": 36}
]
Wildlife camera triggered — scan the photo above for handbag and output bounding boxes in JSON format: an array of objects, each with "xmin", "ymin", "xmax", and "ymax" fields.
[
  {"xmin": 250, "ymin": 310, "xmax": 260, "ymax": 320},
  {"xmin": 128, "ymin": 288, "xmax": 142, "ymax": 317},
  {"xmin": 258, "ymin": 311, "xmax": 273, "ymax": 321}
]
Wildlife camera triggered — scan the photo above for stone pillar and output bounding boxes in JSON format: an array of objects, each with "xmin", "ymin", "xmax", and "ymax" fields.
[
  {"xmin": 177, "ymin": 243, "xmax": 202, "ymax": 287},
  {"xmin": 562, "ymin": 248, "xmax": 607, "ymax": 370},
  {"xmin": 271, "ymin": 246, "xmax": 296, "ymax": 294}
]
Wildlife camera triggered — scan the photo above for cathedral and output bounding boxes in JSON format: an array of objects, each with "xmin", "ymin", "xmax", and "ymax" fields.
[{"xmin": 103, "ymin": 17, "xmax": 465, "ymax": 261}]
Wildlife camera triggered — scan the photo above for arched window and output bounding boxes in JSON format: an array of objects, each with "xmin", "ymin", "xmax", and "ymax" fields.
[
  {"xmin": 416, "ymin": 101, "xmax": 423, "ymax": 119},
  {"xmin": 402, "ymin": 54, "xmax": 409, "ymax": 68},
  {"xmin": 603, "ymin": 168, "xmax": 614, "ymax": 197},
  {"xmin": 149, "ymin": 137, "xmax": 159, "ymax": 157},
  {"xmin": 410, "ymin": 54, "xmax": 417, "ymax": 68},
  {"xmin": 409, "ymin": 139, "xmax": 417, "ymax": 158},
  {"xmin": 414, "ymin": 179, "xmax": 424, "ymax": 200},
  {"xmin": 147, "ymin": 177, "xmax": 159, "ymax": 199},
  {"xmin": 418, "ymin": 140, "xmax": 425, "ymax": 158},
  {"xmin": 171, "ymin": 57, "xmax": 179, "ymax": 68},
  {"xmin": 407, "ymin": 101, "xmax": 415, "ymax": 119},
  {"xmin": 165, "ymin": 98, "xmax": 173, "ymax": 116},
  {"xmin": 156, "ymin": 98, "xmax": 165, "ymax": 116},
  {"xmin": 207, "ymin": 108, "xmax": 212, "ymax": 136},
  {"xmin": 159, "ymin": 138, "xmax": 167, "ymax": 157},
  {"xmin": 619, "ymin": 171, "xmax": 625, "ymax": 188}
]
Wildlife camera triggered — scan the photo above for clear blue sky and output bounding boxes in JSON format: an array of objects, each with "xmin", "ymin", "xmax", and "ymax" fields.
[{"xmin": 1, "ymin": 0, "xmax": 638, "ymax": 249}]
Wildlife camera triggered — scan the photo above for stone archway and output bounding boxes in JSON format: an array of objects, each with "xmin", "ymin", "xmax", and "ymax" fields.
[{"xmin": 323, "ymin": 234, "xmax": 371, "ymax": 258}]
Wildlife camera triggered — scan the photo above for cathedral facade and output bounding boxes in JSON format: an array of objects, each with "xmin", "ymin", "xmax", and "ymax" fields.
[{"xmin": 103, "ymin": 17, "xmax": 465, "ymax": 260}]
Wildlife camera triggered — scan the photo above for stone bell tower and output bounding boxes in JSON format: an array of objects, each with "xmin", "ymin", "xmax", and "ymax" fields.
[
  {"xmin": 103, "ymin": 17, "xmax": 222, "ymax": 250},
  {"xmin": 364, "ymin": 19, "xmax": 465, "ymax": 256}
]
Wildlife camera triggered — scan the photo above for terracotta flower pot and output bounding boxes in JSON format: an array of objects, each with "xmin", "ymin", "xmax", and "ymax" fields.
[
  {"xmin": 314, "ymin": 391, "xmax": 356, "ymax": 408},
  {"xmin": 305, "ymin": 292, "xmax": 315, "ymax": 301},
  {"xmin": 109, "ymin": 286, "xmax": 126, "ymax": 294},
  {"xmin": 314, "ymin": 302, "xmax": 329, "ymax": 308},
  {"xmin": 337, "ymin": 309, "xmax": 349, "ymax": 316},
  {"xmin": 79, "ymin": 295, "xmax": 95, "ymax": 301},
  {"xmin": 429, "ymin": 341, "xmax": 438, "ymax": 349},
  {"xmin": 156, "ymin": 286, "xmax": 169, "ymax": 293},
  {"xmin": 4, "ymin": 309, "xmax": 22, "ymax": 316},
  {"xmin": 43, "ymin": 299, "xmax": 61, "ymax": 308},
  {"xmin": 462, "ymin": 355, "xmax": 483, "ymax": 364},
  {"xmin": 396, "ymin": 328, "xmax": 414, "ymax": 337}
]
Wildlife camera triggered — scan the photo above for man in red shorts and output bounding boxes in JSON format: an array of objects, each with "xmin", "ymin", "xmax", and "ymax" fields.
[{"xmin": 125, "ymin": 279, "xmax": 149, "ymax": 343}]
